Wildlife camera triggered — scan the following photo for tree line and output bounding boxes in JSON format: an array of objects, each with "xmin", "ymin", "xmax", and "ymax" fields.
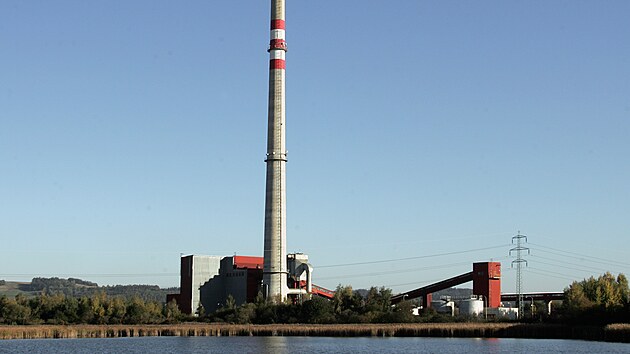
[
  {"xmin": 0, "ymin": 293, "xmax": 183, "ymax": 325},
  {"xmin": 207, "ymin": 273, "xmax": 630, "ymax": 325},
  {"xmin": 206, "ymin": 286, "xmax": 448, "ymax": 324},
  {"xmin": 1, "ymin": 273, "xmax": 628, "ymax": 325},
  {"xmin": 559, "ymin": 272, "xmax": 630, "ymax": 324},
  {"xmin": 3, "ymin": 277, "xmax": 177, "ymax": 304}
]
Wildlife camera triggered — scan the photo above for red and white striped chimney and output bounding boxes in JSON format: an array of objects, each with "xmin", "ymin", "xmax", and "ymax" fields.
[{"xmin": 262, "ymin": 0, "xmax": 289, "ymax": 301}]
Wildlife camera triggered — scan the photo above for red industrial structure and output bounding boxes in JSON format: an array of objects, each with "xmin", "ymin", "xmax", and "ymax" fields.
[
  {"xmin": 391, "ymin": 262, "xmax": 502, "ymax": 309},
  {"xmin": 472, "ymin": 262, "xmax": 501, "ymax": 308},
  {"xmin": 230, "ymin": 256, "xmax": 265, "ymax": 303}
]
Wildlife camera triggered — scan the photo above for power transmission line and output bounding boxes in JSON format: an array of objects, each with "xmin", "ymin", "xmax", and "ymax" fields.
[
  {"xmin": 528, "ymin": 266, "xmax": 585, "ymax": 282},
  {"xmin": 384, "ymin": 277, "xmax": 447, "ymax": 289},
  {"xmin": 529, "ymin": 242, "xmax": 630, "ymax": 268},
  {"xmin": 316, "ymin": 261, "xmax": 473, "ymax": 281},
  {"xmin": 318, "ymin": 244, "xmax": 509, "ymax": 268},
  {"xmin": 526, "ymin": 267, "xmax": 576, "ymax": 282},
  {"xmin": 529, "ymin": 254, "xmax": 623, "ymax": 275},
  {"xmin": 0, "ymin": 273, "xmax": 178, "ymax": 278}
]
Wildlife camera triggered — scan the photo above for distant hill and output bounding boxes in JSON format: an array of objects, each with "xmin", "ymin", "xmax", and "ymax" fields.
[
  {"xmin": 433, "ymin": 287, "xmax": 473, "ymax": 300},
  {"xmin": 0, "ymin": 278, "xmax": 178, "ymax": 303}
]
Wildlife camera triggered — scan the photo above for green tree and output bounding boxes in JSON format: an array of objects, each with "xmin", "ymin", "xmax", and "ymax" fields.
[
  {"xmin": 562, "ymin": 272, "xmax": 630, "ymax": 323},
  {"xmin": 107, "ymin": 297, "xmax": 127, "ymax": 324},
  {"xmin": 233, "ymin": 302, "xmax": 257, "ymax": 324},
  {"xmin": 77, "ymin": 296, "xmax": 94, "ymax": 324},
  {"xmin": 61, "ymin": 296, "xmax": 80, "ymax": 324},
  {"xmin": 90, "ymin": 292, "xmax": 108, "ymax": 324},
  {"xmin": 365, "ymin": 287, "xmax": 392, "ymax": 313},
  {"xmin": 300, "ymin": 296, "xmax": 335, "ymax": 324},
  {"xmin": 164, "ymin": 299, "xmax": 183, "ymax": 323},
  {"xmin": 332, "ymin": 285, "xmax": 363, "ymax": 323},
  {"xmin": 195, "ymin": 303, "xmax": 206, "ymax": 317},
  {"xmin": 125, "ymin": 297, "xmax": 148, "ymax": 324},
  {"xmin": 1, "ymin": 295, "xmax": 32, "ymax": 325},
  {"xmin": 0, "ymin": 295, "xmax": 10, "ymax": 323},
  {"xmin": 388, "ymin": 300, "xmax": 415, "ymax": 323},
  {"xmin": 30, "ymin": 293, "xmax": 68, "ymax": 324},
  {"xmin": 144, "ymin": 300, "xmax": 164, "ymax": 324},
  {"xmin": 225, "ymin": 295, "xmax": 236, "ymax": 310},
  {"xmin": 253, "ymin": 300, "xmax": 276, "ymax": 324},
  {"xmin": 362, "ymin": 286, "xmax": 394, "ymax": 322}
]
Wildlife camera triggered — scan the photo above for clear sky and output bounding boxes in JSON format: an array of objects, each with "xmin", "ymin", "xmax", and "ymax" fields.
[{"xmin": 1, "ymin": 1, "xmax": 629, "ymax": 294}]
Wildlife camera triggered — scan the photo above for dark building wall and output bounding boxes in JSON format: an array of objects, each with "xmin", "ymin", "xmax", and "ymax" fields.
[
  {"xmin": 200, "ymin": 276, "xmax": 224, "ymax": 313},
  {"xmin": 472, "ymin": 262, "xmax": 501, "ymax": 308},
  {"xmin": 179, "ymin": 256, "xmax": 193, "ymax": 314},
  {"xmin": 199, "ymin": 256, "xmax": 264, "ymax": 313},
  {"xmin": 246, "ymin": 269, "xmax": 263, "ymax": 302},
  {"xmin": 223, "ymin": 269, "xmax": 249, "ymax": 305}
]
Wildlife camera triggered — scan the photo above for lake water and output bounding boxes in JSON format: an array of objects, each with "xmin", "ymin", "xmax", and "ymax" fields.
[{"xmin": 0, "ymin": 336, "xmax": 628, "ymax": 353}]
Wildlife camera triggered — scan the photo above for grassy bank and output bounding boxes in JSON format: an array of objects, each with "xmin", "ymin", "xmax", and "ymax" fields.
[{"xmin": 1, "ymin": 323, "xmax": 628, "ymax": 342}]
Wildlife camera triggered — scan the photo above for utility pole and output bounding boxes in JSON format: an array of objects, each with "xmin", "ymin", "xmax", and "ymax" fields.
[{"xmin": 510, "ymin": 231, "xmax": 529, "ymax": 319}]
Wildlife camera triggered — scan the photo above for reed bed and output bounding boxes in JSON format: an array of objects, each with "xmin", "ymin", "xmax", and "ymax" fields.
[
  {"xmin": 0, "ymin": 323, "xmax": 616, "ymax": 342},
  {"xmin": 604, "ymin": 323, "xmax": 630, "ymax": 343}
]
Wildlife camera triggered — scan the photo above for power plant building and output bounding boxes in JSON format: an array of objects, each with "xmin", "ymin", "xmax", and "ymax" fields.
[
  {"xmin": 200, "ymin": 256, "xmax": 264, "ymax": 313},
  {"xmin": 167, "ymin": 255, "xmax": 221, "ymax": 315},
  {"xmin": 169, "ymin": 253, "xmax": 317, "ymax": 315}
]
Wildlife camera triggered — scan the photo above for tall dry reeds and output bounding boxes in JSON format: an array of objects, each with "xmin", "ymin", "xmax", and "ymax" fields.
[
  {"xmin": 0, "ymin": 323, "xmax": 618, "ymax": 342},
  {"xmin": 604, "ymin": 323, "xmax": 630, "ymax": 343}
]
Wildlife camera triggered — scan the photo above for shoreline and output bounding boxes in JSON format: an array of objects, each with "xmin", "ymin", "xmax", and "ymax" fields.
[{"xmin": 1, "ymin": 323, "xmax": 628, "ymax": 343}]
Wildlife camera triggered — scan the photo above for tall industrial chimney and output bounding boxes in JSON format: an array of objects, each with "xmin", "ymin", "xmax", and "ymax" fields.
[{"xmin": 262, "ymin": 0, "xmax": 288, "ymax": 301}]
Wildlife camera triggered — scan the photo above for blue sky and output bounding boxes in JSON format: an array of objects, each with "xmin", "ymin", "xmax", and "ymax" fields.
[{"xmin": 1, "ymin": 1, "xmax": 629, "ymax": 294}]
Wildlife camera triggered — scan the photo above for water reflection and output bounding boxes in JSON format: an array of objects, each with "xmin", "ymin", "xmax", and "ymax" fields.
[
  {"xmin": 0, "ymin": 336, "xmax": 627, "ymax": 354},
  {"xmin": 259, "ymin": 336, "xmax": 289, "ymax": 354}
]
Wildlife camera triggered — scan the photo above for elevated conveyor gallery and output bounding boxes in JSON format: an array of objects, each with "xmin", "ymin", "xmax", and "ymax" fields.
[
  {"xmin": 298, "ymin": 280, "xmax": 335, "ymax": 299},
  {"xmin": 311, "ymin": 284, "xmax": 335, "ymax": 299},
  {"xmin": 391, "ymin": 262, "xmax": 502, "ymax": 308}
]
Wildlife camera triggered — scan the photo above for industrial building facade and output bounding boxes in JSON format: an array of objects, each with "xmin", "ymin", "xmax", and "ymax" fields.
[
  {"xmin": 199, "ymin": 256, "xmax": 264, "ymax": 313},
  {"xmin": 168, "ymin": 253, "xmax": 313, "ymax": 315},
  {"xmin": 167, "ymin": 255, "xmax": 221, "ymax": 315}
]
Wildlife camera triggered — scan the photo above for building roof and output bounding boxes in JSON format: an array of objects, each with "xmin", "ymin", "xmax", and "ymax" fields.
[{"xmin": 233, "ymin": 256, "xmax": 263, "ymax": 269}]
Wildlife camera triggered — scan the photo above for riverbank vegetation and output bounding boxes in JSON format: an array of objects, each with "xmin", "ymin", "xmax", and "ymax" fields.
[
  {"xmin": 559, "ymin": 272, "xmax": 630, "ymax": 324},
  {"xmin": 2, "ymin": 273, "xmax": 629, "ymax": 328},
  {"xmin": 1, "ymin": 323, "xmax": 628, "ymax": 342},
  {"xmin": 206, "ymin": 286, "xmax": 424, "ymax": 324},
  {"xmin": 0, "ymin": 293, "xmax": 183, "ymax": 325}
]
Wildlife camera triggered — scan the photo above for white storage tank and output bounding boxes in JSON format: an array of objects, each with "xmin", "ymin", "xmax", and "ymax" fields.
[{"xmin": 459, "ymin": 297, "xmax": 484, "ymax": 316}]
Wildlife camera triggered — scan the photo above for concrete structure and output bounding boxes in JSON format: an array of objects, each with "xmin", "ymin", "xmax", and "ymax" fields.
[
  {"xmin": 486, "ymin": 307, "xmax": 519, "ymax": 320},
  {"xmin": 431, "ymin": 299, "xmax": 455, "ymax": 316},
  {"xmin": 263, "ymin": 0, "xmax": 289, "ymax": 301},
  {"xmin": 287, "ymin": 253, "xmax": 312, "ymax": 294},
  {"xmin": 501, "ymin": 292, "xmax": 564, "ymax": 315},
  {"xmin": 170, "ymin": 255, "xmax": 221, "ymax": 315},
  {"xmin": 200, "ymin": 256, "xmax": 264, "ymax": 313}
]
